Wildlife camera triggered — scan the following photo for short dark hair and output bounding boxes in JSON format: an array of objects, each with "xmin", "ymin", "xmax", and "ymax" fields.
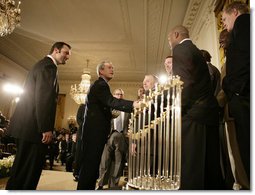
[
  {"xmin": 49, "ymin": 42, "xmax": 71, "ymax": 54},
  {"xmin": 200, "ymin": 49, "xmax": 211, "ymax": 62},
  {"xmin": 165, "ymin": 55, "xmax": 173, "ymax": 59}
]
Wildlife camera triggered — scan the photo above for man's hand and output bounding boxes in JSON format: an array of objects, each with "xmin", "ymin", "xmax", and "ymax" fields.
[
  {"xmin": 133, "ymin": 100, "xmax": 140, "ymax": 109},
  {"xmin": 42, "ymin": 131, "xmax": 53, "ymax": 144}
]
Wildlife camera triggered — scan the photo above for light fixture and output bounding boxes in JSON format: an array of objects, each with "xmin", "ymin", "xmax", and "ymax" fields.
[
  {"xmin": 3, "ymin": 83, "xmax": 23, "ymax": 95},
  {"xmin": 0, "ymin": 0, "xmax": 21, "ymax": 37},
  {"xmin": 70, "ymin": 59, "xmax": 91, "ymax": 104}
]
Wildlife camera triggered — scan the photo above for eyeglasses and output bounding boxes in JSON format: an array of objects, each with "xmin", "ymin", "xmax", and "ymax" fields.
[{"xmin": 114, "ymin": 93, "xmax": 123, "ymax": 96}]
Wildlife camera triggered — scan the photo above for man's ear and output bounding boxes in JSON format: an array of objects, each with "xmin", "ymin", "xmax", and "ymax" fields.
[
  {"xmin": 99, "ymin": 68, "xmax": 103, "ymax": 75},
  {"xmin": 54, "ymin": 48, "xmax": 60, "ymax": 53},
  {"xmin": 233, "ymin": 8, "xmax": 239, "ymax": 16},
  {"xmin": 174, "ymin": 31, "xmax": 179, "ymax": 38}
]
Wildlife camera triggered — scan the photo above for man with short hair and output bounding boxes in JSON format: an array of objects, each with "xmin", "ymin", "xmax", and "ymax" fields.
[
  {"xmin": 6, "ymin": 42, "xmax": 71, "ymax": 190},
  {"xmin": 200, "ymin": 49, "xmax": 221, "ymax": 96},
  {"xmin": 97, "ymin": 88, "xmax": 130, "ymax": 189},
  {"xmin": 143, "ymin": 75, "xmax": 158, "ymax": 92},
  {"xmin": 168, "ymin": 25, "xmax": 223, "ymax": 189},
  {"xmin": 77, "ymin": 61, "xmax": 139, "ymax": 190},
  {"xmin": 164, "ymin": 55, "xmax": 173, "ymax": 77},
  {"xmin": 221, "ymin": 1, "xmax": 250, "ymax": 187}
]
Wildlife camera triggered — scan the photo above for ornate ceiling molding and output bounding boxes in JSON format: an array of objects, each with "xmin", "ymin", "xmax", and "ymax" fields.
[
  {"xmin": 183, "ymin": 0, "xmax": 216, "ymax": 41},
  {"xmin": 183, "ymin": 0, "xmax": 203, "ymax": 31}
]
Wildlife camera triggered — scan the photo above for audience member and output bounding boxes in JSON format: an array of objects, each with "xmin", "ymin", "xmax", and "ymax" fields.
[
  {"xmin": 5, "ymin": 42, "xmax": 71, "ymax": 190},
  {"xmin": 66, "ymin": 133, "xmax": 77, "ymax": 172},
  {"xmin": 77, "ymin": 60, "xmax": 139, "ymax": 190},
  {"xmin": 168, "ymin": 25, "xmax": 223, "ymax": 189}
]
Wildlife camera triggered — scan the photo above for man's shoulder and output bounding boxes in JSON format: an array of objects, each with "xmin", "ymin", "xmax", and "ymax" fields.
[
  {"xmin": 235, "ymin": 13, "xmax": 250, "ymax": 29},
  {"xmin": 33, "ymin": 57, "xmax": 55, "ymax": 70}
]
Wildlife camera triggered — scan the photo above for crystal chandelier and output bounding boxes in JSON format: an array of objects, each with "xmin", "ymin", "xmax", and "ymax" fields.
[
  {"xmin": 70, "ymin": 59, "xmax": 91, "ymax": 104},
  {"xmin": 0, "ymin": 0, "xmax": 21, "ymax": 37}
]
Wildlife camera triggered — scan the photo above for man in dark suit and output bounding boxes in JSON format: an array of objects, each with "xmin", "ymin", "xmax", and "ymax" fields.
[
  {"xmin": 168, "ymin": 25, "xmax": 223, "ymax": 189},
  {"xmin": 77, "ymin": 60, "xmax": 139, "ymax": 190},
  {"xmin": 5, "ymin": 42, "xmax": 71, "ymax": 190},
  {"xmin": 73, "ymin": 103, "xmax": 85, "ymax": 181},
  {"xmin": 97, "ymin": 88, "xmax": 131, "ymax": 189},
  {"xmin": 222, "ymin": 2, "xmax": 250, "ymax": 188},
  {"xmin": 200, "ymin": 49, "xmax": 221, "ymax": 96}
]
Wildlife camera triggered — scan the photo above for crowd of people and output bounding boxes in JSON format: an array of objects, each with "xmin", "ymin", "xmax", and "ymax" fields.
[{"xmin": 1, "ymin": 1, "xmax": 250, "ymax": 191}]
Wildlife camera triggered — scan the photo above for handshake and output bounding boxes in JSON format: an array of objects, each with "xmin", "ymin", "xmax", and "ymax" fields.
[{"xmin": 132, "ymin": 100, "xmax": 147, "ymax": 109}]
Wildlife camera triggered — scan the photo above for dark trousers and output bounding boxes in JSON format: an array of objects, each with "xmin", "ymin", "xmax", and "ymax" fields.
[
  {"xmin": 5, "ymin": 139, "xmax": 47, "ymax": 190},
  {"xmin": 180, "ymin": 118, "xmax": 223, "ymax": 190},
  {"xmin": 73, "ymin": 139, "xmax": 82, "ymax": 177},
  {"xmin": 228, "ymin": 94, "xmax": 250, "ymax": 184},
  {"xmin": 77, "ymin": 136, "xmax": 107, "ymax": 190}
]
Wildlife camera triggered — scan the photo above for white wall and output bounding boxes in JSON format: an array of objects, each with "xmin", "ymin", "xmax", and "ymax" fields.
[
  {"xmin": 188, "ymin": 0, "xmax": 221, "ymax": 71},
  {"xmin": 193, "ymin": 12, "xmax": 221, "ymax": 70}
]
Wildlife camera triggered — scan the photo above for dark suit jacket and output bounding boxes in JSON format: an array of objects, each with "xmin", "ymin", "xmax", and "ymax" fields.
[
  {"xmin": 7, "ymin": 57, "xmax": 58, "ymax": 143},
  {"xmin": 223, "ymin": 14, "xmax": 250, "ymax": 98},
  {"xmin": 81, "ymin": 77, "xmax": 133, "ymax": 159},
  {"xmin": 173, "ymin": 40, "xmax": 219, "ymax": 125},
  {"xmin": 77, "ymin": 77, "xmax": 133, "ymax": 189},
  {"xmin": 81, "ymin": 77, "xmax": 133, "ymax": 143},
  {"xmin": 207, "ymin": 62, "xmax": 221, "ymax": 96},
  {"xmin": 173, "ymin": 40, "xmax": 221, "ymax": 189},
  {"xmin": 76, "ymin": 103, "xmax": 85, "ymax": 141}
]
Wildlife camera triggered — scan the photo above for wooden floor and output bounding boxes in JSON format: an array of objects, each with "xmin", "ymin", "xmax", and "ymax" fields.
[{"xmin": 0, "ymin": 161, "xmax": 127, "ymax": 190}]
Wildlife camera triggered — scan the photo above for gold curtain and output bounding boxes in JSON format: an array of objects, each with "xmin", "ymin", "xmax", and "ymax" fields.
[{"xmin": 54, "ymin": 94, "xmax": 66, "ymax": 131}]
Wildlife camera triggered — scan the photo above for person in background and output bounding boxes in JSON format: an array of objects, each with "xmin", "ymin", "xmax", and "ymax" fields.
[
  {"xmin": 137, "ymin": 86, "xmax": 145, "ymax": 100},
  {"xmin": 77, "ymin": 60, "xmax": 139, "ymax": 190},
  {"xmin": 73, "ymin": 103, "xmax": 85, "ymax": 181},
  {"xmin": 58, "ymin": 133, "xmax": 68, "ymax": 165},
  {"xmin": 221, "ymin": 1, "xmax": 250, "ymax": 189},
  {"xmin": 168, "ymin": 25, "xmax": 223, "ymax": 189},
  {"xmin": 164, "ymin": 55, "xmax": 173, "ymax": 77},
  {"xmin": 200, "ymin": 49, "xmax": 221, "ymax": 96},
  {"xmin": 131, "ymin": 75, "xmax": 158, "ymax": 169},
  {"xmin": 66, "ymin": 133, "xmax": 77, "ymax": 172},
  {"xmin": 143, "ymin": 75, "xmax": 158, "ymax": 93},
  {"xmin": 217, "ymin": 28, "xmax": 249, "ymax": 190},
  {"xmin": 97, "ymin": 88, "xmax": 131, "ymax": 189},
  {"xmin": 5, "ymin": 42, "xmax": 71, "ymax": 190}
]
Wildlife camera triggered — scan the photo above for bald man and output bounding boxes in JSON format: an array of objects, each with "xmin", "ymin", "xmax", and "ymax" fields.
[{"xmin": 168, "ymin": 25, "xmax": 223, "ymax": 189}]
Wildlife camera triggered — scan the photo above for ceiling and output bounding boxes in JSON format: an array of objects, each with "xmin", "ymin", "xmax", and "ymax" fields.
[{"xmin": 0, "ymin": 0, "xmax": 190, "ymax": 83}]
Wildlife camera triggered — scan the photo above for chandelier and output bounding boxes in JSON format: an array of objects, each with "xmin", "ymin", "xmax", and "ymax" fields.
[
  {"xmin": 0, "ymin": 0, "xmax": 21, "ymax": 37},
  {"xmin": 70, "ymin": 59, "xmax": 91, "ymax": 104}
]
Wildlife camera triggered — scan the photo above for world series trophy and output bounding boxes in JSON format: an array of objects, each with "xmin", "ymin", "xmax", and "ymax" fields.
[{"xmin": 125, "ymin": 76, "xmax": 183, "ymax": 190}]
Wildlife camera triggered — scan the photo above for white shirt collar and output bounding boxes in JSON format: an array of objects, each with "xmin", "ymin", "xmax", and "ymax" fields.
[
  {"xmin": 47, "ymin": 55, "xmax": 57, "ymax": 66},
  {"xmin": 100, "ymin": 76, "xmax": 109, "ymax": 84},
  {"xmin": 179, "ymin": 38, "xmax": 191, "ymax": 44}
]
